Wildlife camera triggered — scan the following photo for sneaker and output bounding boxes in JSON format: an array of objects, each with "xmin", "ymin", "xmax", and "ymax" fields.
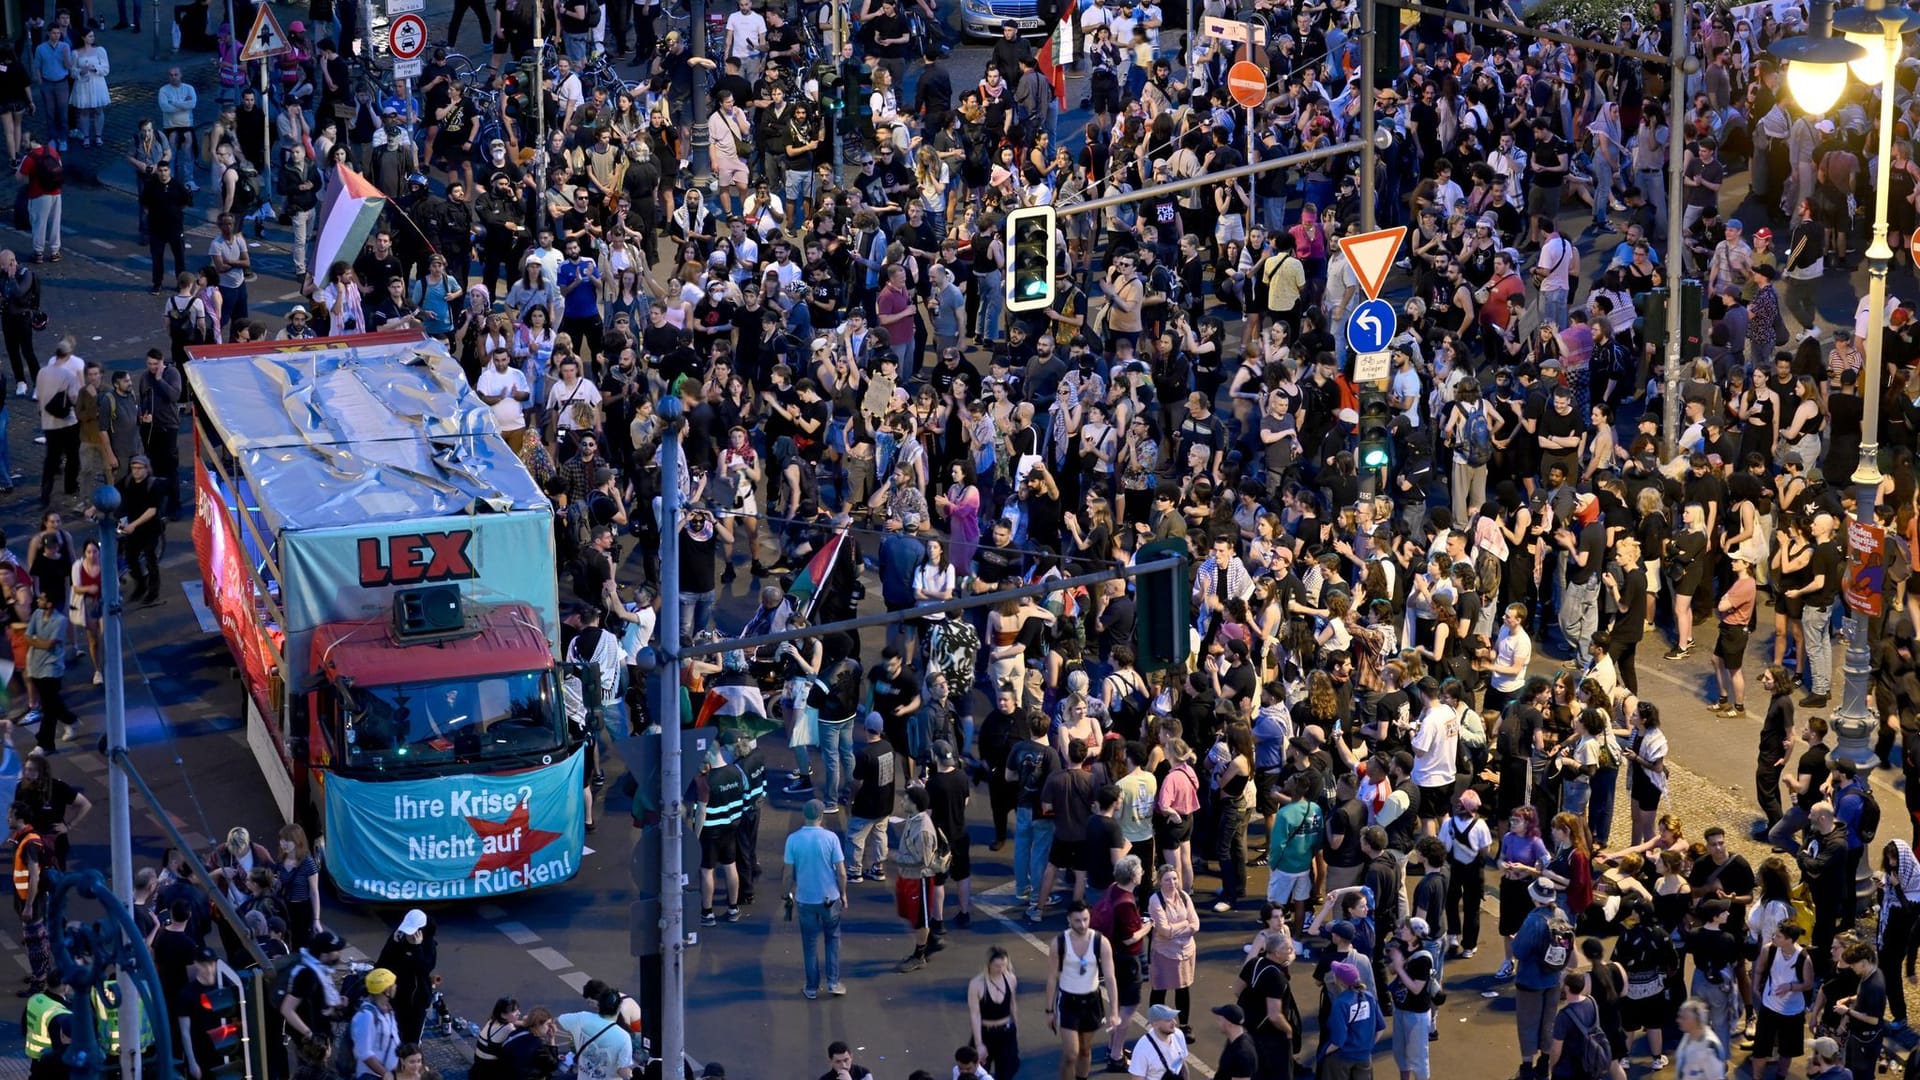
[
  {"xmin": 721, "ymin": 565, "xmax": 737, "ymax": 584},
  {"xmin": 700, "ymin": 911, "xmax": 717, "ymax": 927},
  {"xmin": 1495, "ymin": 960, "xmax": 1516, "ymax": 979},
  {"xmin": 91, "ymin": 672, "xmax": 102, "ymax": 685},
  {"xmin": 1726, "ymin": 703, "xmax": 1746, "ymax": 717},
  {"xmin": 12, "ymin": 381, "xmax": 24, "ymax": 398},
  {"xmin": 897, "ymin": 953, "xmax": 927, "ymax": 972},
  {"xmin": 869, "ymin": 867, "xmax": 887, "ymax": 881},
  {"xmin": 1025, "ymin": 904, "xmax": 1041, "ymax": 923},
  {"xmin": 955, "ymin": 911, "xmax": 971, "ymax": 929},
  {"xmin": 1460, "ymin": 947, "xmax": 1477, "ymax": 958},
  {"xmin": 803, "ymin": 987, "xmax": 818, "ymax": 1000},
  {"xmin": 1213, "ymin": 899, "xmax": 1234, "ymax": 913},
  {"xmin": 847, "ymin": 870, "xmax": 864, "ymax": 884},
  {"xmin": 1649, "ymin": 1056, "xmax": 1668, "ymax": 1071},
  {"xmin": 1801, "ymin": 694, "xmax": 1830, "ymax": 708},
  {"xmin": 1663, "ymin": 645, "xmax": 1690, "ymax": 660},
  {"xmin": 827, "ymin": 983, "xmax": 846, "ymax": 996},
  {"xmin": 782, "ymin": 776, "xmax": 814, "ymax": 795},
  {"xmin": 726, "ymin": 907, "xmax": 742, "ymax": 922},
  {"xmin": 58, "ymin": 724, "xmax": 78, "ymax": 742}
]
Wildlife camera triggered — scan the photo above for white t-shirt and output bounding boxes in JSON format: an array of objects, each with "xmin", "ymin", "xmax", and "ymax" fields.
[
  {"xmin": 1128, "ymin": 1029, "xmax": 1188, "ymax": 1080},
  {"xmin": 1410, "ymin": 700, "xmax": 1459, "ymax": 788},
  {"xmin": 1489, "ymin": 624, "xmax": 1530, "ymax": 693},
  {"xmin": 547, "ymin": 377, "xmax": 603, "ymax": 430},
  {"xmin": 724, "ymin": 9, "xmax": 767, "ymax": 57},
  {"xmin": 475, "ymin": 365, "xmax": 530, "ymax": 432}
]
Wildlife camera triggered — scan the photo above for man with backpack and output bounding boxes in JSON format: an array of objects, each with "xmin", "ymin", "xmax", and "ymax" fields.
[
  {"xmin": 1831, "ymin": 760, "xmax": 1876, "ymax": 910},
  {"xmin": 0, "ymin": 248, "xmax": 42, "ymax": 399},
  {"xmin": 346, "ymin": 968, "xmax": 402, "ymax": 1080},
  {"xmin": 1750, "ymin": 923, "xmax": 1815, "ymax": 1080},
  {"xmin": 1511, "ymin": 878, "xmax": 1574, "ymax": 1080},
  {"xmin": 1545, "ymin": 971, "xmax": 1613, "ymax": 1080}
]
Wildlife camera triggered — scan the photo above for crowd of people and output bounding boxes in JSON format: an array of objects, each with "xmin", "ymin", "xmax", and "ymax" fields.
[{"xmin": 15, "ymin": 0, "xmax": 1920, "ymax": 1074}]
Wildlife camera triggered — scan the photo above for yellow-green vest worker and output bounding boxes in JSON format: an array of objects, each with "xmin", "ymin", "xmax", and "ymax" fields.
[
  {"xmin": 23, "ymin": 990, "xmax": 71, "ymax": 1059},
  {"xmin": 92, "ymin": 983, "xmax": 155, "ymax": 1055}
]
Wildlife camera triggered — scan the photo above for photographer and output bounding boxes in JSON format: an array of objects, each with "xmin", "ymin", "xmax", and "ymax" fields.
[{"xmin": 679, "ymin": 505, "xmax": 736, "ymax": 639}]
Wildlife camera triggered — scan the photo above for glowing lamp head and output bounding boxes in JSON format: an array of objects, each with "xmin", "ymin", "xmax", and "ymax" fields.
[{"xmin": 1770, "ymin": 32, "xmax": 1868, "ymax": 114}]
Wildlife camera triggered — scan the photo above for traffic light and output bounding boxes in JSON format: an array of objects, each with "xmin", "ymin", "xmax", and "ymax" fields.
[
  {"xmin": 1132, "ymin": 538, "xmax": 1191, "ymax": 674},
  {"xmin": 1005, "ymin": 205, "xmax": 1058, "ymax": 313},
  {"xmin": 1641, "ymin": 280, "xmax": 1704, "ymax": 362},
  {"xmin": 197, "ymin": 979, "xmax": 246, "ymax": 1077},
  {"xmin": 1357, "ymin": 387, "xmax": 1392, "ymax": 473},
  {"xmin": 1372, "ymin": 0, "xmax": 1402, "ymax": 83}
]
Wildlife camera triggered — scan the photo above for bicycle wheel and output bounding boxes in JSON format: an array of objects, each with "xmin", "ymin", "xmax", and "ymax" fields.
[{"xmin": 446, "ymin": 52, "xmax": 478, "ymax": 80}]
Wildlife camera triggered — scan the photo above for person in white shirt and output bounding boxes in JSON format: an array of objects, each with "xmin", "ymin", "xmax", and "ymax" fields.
[
  {"xmin": 1129, "ymin": 1004, "xmax": 1189, "ymax": 1080},
  {"xmin": 474, "ymin": 346, "xmax": 532, "ymax": 452},
  {"xmin": 723, "ymin": 0, "xmax": 768, "ymax": 81},
  {"xmin": 1409, "ymin": 679, "xmax": 1458, "ymax": 833},
  {"xmin": 545, "ymin": 355, "xmax": 603, "ymax": 444},
  {"xmin": 1486, "ymin": 605, "xmax": 1532, "ymax": 712}
]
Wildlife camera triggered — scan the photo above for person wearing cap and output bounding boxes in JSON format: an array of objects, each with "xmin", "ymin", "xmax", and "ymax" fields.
[
  {"xmin": 1211, "ymin": 1004, "xmax": 1256, "ymax": 1080},
  {"xmin": 1126, "ymin": 1003, "xmax": 1188, "ymax": 1080},
  {"xmin": 783, "ymin": 799, "xmax": 848, "ymax": 999},
  {"xmin": 373, "ymin": 910, "xmax": 437, "ymax": 1043},
  {"xmin": 1802, "ymin": 1033, "xmax": 1849, "ymax": 1080},
  {"xmin": 1385, "ymin": 915, "xmax": 1437, "ymax": 1076},
  {"xmin": 846, "ymin": 712, "xmax": 900, "ymax": 883},
  {"xmin": 1510, "ymin": 878, "xmax": 1570, "ymax": 1080},
  {"xmin": 175, "ymin": 946, "xmax": 234, "ymax": 1079},
  {"xmin": 1706, "ymin": 217, "xmax": 1753, "ymax": 301},
  {"xmin": 554, "ymin": 989, "xmax": 635, "ymax": 1080},
  {"xmin": 1684, "ymin": 898, "xmax": 1740, "ymax": 1048},
  {"xmin": 345, "ymin": 968, "xmax": 402, "ymax": 1080},
  {"xmin": 1316, "ymin": 961, "xmax": 1378, "ymax": 1080}
]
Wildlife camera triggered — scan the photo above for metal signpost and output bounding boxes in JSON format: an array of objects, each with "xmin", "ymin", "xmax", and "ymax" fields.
[{"xmin": 388, "ymin": 11, "xmax": 429, "ymax": 79}]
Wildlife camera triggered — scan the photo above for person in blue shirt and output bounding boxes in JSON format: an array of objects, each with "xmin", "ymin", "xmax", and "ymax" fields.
[
  {"xmin": 1318, "ymin": 961, "xmax": 1379, "ymax": 1080},
  {"xmin": 1831, "ymin": 759, "xmax": 1871, "ymax": 887},
  {"xmin": 1512, "ymin": 879, "xmax": 1571, "ymax": 1080},
  {"xmin": 555, "ymin": 239, "xmax": 604, "ymax": 361}
]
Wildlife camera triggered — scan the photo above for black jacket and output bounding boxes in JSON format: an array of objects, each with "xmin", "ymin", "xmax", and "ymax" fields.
[
  {"xmin": 279, "ymin": 160, "xmax": 322, "ymax": 213},
  {"xmin": 140, "ymin": 175, "xmax": 194, "ymax": 238}
]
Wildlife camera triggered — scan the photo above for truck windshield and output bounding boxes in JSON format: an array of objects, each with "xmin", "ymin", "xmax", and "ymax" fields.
[{"xmin": 343, "ymin": 672, "xmax": 565, "ymax": 771}]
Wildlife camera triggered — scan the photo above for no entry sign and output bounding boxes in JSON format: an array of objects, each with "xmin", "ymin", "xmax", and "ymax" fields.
[{"xmin": 1228, "ymin": 61, "xmax": 1267, "ymax": 109}]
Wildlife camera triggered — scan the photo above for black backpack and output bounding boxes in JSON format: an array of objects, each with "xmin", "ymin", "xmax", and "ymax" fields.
[{"xmin": 1851, "ymin": 780, "xmax": 1881, "ymax": 843}]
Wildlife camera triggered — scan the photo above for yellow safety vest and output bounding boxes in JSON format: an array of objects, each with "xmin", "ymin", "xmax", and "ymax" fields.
[
  {"xmin": 23, "ymin": 992, "xmax": 69, "ymax": 1060},
  {"xmin": 92, "ymin": 984, "xmax": 155, "ymax": 1055}
]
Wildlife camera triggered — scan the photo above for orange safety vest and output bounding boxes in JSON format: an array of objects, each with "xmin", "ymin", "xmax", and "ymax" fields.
[{"xmin": 13, "ymin": 828, "xmax": 41, "ymax": 900}]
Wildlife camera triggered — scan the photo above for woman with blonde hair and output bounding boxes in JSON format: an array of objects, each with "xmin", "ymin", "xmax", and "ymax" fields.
[
  {"xmin": 1145, "ymin": 863, "xmax": 1200, "ymax": 1034},
  {"xmin": 1155, "ymin": 739, "xmax": 1201, "ymax": 891}
]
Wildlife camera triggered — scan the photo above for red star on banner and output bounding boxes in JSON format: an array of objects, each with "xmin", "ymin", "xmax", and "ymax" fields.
[{"xmin": 465, "ymin": 802, "xmax": 564, "ymax": 878}]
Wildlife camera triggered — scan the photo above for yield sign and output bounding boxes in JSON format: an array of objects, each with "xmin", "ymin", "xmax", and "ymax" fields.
[
  {"xmin": 1338, "ymin": 225, "xmax": 1408, "ymax": 302},
  {"xmin": 239, "ymin": 4, "xmax": 290, "ymax": 61}
]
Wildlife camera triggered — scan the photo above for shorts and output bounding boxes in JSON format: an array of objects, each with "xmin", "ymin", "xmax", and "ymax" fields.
[
  {"xmin": 1716, "ymin": 624, "xmax": 1751, "ymax": 668},
  {"xmin": 1753, "ymin": 1006, "xmax": 1806, "ymax": 1059},
  {"xmin": 1050, "ymin": 837, "xmax": 1082, "ymax": 871},
  {"xmin": 946, "ymin": 831, "xmax": 973, "ymax": 882},
  {"xmin": 700, "ymin": 826, "xmax": 739, "ymax": 869},
  {"xmin": 1055, "ymin": 989, "xmax": 1105, "ymax": 1033},
  {"xmin": 1255, "ymin": 769, "xmax": 1284, "ymax": 816},
  {"xmin": 1153, "ymin": 813, "xmax": 1193, "ymax": 851},
  {"xmin": 1214, "ymin": 213, "xmax": 1247, "ymax": 245},
  {"xmin": 895, "ymin": 874, "xmax": 935, "ymax": 928},
  {"xmin": 1115, "ymin": 947, "xmax": 1143, "ymax": 1008},
  {"xmin": 1526, "ymin": 183, "xmax": 1564, "ymax": 220},
  {"xmin": 1418, "ymin": 783, "xmax": 1455, "ymax": 820},
  {"xmin": 1266, "ymin": 868, "xmax": 1313, "ymax": 904}
]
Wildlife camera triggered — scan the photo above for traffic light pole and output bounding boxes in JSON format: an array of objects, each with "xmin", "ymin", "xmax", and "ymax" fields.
[
  {"xmin": 667, "ymin": 554, "xmax": 1187, "ymax": 662},
  {"xmin": 1049, "ymin": 140, "xmax": 1367, "ymax": 222}
]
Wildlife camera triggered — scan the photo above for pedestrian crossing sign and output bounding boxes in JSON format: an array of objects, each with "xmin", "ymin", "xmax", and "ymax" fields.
[{"xmin": 240, "ymin": 5, "xmax": 291, "ymax": 62}]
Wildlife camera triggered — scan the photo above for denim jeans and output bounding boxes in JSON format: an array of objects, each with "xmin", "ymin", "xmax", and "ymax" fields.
[
  {"xmin": 1690, "ymin": 969, "xmax": 1738, "ymax": 1050},
  {"xmin": 976, "ymin": 270, "xmax": 1004, "ymax": 342},
  {"xmin": 1767, "ymin": 804, "xmax": 1811, "ymax": 854},
  {"xmin": 680, "ymin": 589, "xmax": 715, "ymax": 639},
  {"xmin": 817, "ymin": 719, "xmax": 854, "ymax": 806},
  {"xmin": 1803, "ymin": 601, "xmax": 1834, "ymax": 695},
  {"xmin": 1561, "ymin": 776, "xmax": 1591, "ymax": 818},
  {"xmin": 1013, "ymin": 807, "xmax": 1054, "ymax": 904},
  {"xmin": 1559, "ymin": 578, "xmax": 1600, "ymax": 659},
  {"xmin": 563, "ymin": 31, "xmax": 592, "ymax": 61},
  {"xmin": 797, "ymin": 900, "xmax": 841, "ymax": 993},
  {"xmin": 1542, "ymin": 287, "xmax": 1570, "ymax": 330},
  {"xmin": 1587, "ymin": 766, "xmax": 1619, "ymax": 848}
]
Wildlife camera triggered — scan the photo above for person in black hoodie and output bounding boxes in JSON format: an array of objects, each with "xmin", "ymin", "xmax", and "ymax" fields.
[
  {"xmin": 375, "ymin": 909, "xmax": 440, "ymax": 1044},
  {"xmin": 140, "ymin": 160, "xmax": 192, "ymax": 293}
]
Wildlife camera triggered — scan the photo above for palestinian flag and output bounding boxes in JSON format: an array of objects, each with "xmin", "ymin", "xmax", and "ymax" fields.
[
  {"xmin": 694, "ymin": 673, "xmax": 778, "ymax": 737},
  {"xmin": 787, "ymin": 529, "xmax": 851, "ymax": 622}
]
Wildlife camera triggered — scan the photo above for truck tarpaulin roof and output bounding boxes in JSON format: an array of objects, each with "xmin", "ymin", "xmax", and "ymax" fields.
[{"xmin": 185, "ymin": 331, "xmax": 549, "ymax": 534}]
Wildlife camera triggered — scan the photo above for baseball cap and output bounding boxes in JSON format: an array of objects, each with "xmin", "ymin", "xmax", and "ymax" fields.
[
  {"xmin": 397, "ymin": 909, "xmax": 428, "ymax": 935},
  {"xmin": 1147, "ymin": 1003, "xmax": 1180, "ymax": 1022},
  {"xmin": 1810, "ymin": 1037, "xmax": 1841, "ymax": 1061},
  {"xmin": 1211, "ymin": 1004, "xmax": 1247, "ymax": 1025},
  {"xmin": 1754, "ymin": 227, "xmax": 1774, "ymax": 242},
  {"xmin": 192, "ymin": 945, "xmax": 218, "ymax": 963},
  {"xmin": 1727, "ymin": 217, "xmax": 1744, "ymax": 231},
  {"xmin": 1328, "ymin": 920, "xmax": 1358, "ymax": 942},
  {"xmin": 864, "ymin": 712, "xmax": 886, "ymax": 733},
  {"xmin": 931, "ymin": 739, "xmax": 957, "ymax": 767},
  {"xmin": 365, "ymin": 968, "xmax": 398, "ymax": 995},
  {"xmin": 1529, "ymin": 878, "xmax": 1562, "ymax": 905}
]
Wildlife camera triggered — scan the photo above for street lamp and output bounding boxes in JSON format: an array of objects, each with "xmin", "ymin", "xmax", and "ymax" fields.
[{"xmin": 1771, "ymin": 2, "xmax": 1920, "ymax": 768}]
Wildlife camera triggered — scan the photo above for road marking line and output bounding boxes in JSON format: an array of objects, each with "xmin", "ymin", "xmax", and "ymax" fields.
[
  {"xmin": 181, "ymin": 581, "xmax": 221, "ymax": 634},
  {"xmin": 86, "ymin": 238, "xmax": 113, "ymax": 250},
  {"xmin": 558, "ymin": 971, "xmax": 592, "ymax": 993},
  {"xmin": 496, "ymin": 921, "xmax": 542, "ymax": 945},
  {"xmin": 526, "ymin": 946, "xmax": 573, "ymax": 971}
]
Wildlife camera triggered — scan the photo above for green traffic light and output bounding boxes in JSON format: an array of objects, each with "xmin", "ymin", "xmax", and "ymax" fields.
[
  {"xmin": 1361, "ymin": 447, "xmax": 1389, "ymax": 468},
  {"xmin": 1022, "ymin": 280, "xmax": 1047, "ymax": 297}
]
